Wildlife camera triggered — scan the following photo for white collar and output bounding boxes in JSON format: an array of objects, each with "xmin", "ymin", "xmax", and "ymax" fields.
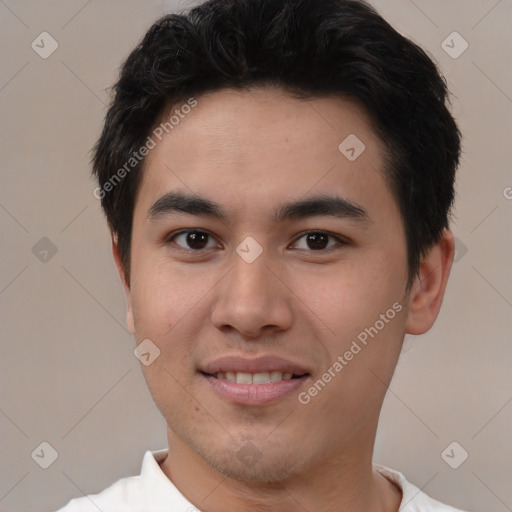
[{"xmin": 140, "ymin": 449, "xmax": 462, "ymax": 511}]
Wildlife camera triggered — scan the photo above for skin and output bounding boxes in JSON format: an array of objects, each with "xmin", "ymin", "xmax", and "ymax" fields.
[{"xmin": 113, "ymin": 86, "xmax": 455, "ymax": 512}]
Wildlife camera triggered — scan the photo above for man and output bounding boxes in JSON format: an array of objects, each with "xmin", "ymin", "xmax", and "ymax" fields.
[{"xmin": 57, "ymin": 0, "xmax": 466, "ymax": 510}]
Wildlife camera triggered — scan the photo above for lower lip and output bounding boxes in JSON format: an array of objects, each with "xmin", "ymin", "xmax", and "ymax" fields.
[{"xmin": 202, "ymin": 373, "xmax": 309, "ymax": 405}]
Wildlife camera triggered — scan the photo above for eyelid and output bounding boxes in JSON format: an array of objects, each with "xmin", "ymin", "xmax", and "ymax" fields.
[
  {"xmin": 165, "ymin": 229, "xmax": 221, "ymax": 251},
  {"xmin": 289, "ymin": 230, "xmax": 349, "ymax": 251},
  {"xmin": 164, "ymin": 228, "xmax": 348, "ymax": 253}
]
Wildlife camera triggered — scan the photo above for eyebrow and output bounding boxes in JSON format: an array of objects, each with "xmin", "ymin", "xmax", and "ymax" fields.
[{"xmin": 147, "ymin": 191, "xmax": 371, "ymax": 225}]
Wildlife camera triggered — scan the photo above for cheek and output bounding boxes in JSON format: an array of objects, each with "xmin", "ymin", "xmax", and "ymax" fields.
[
  {"xmin": 130, "ymin": 250, "xmax": 177, "ymax": 325},
  {"xmin": 301, "ymin": 257, "xmax": 403, "ymax": 329},
  {"xmin": 299, "ymin": 276, "xmax": 406, "ymax": 430},
  {"xmin": 129, "ymin": 256, "xmax": 216, "ymax": 354},
  {"xmin": 293, "ymin": 252, "xmax": 407, "ymax": 376},
  {"xmin": 130, "ymin": 264, "xmax": 201, "ymax": 401}
]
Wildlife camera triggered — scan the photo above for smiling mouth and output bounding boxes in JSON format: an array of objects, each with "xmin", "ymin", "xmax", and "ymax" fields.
[{"xmin": 201, "ymin": 371, "xmax": 309, "ymax": 384}]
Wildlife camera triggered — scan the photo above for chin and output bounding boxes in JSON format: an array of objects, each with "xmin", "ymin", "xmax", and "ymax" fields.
[
  {"xmin": 204, "ymin": 446, "xmax": 304, "ymax": 484},
  {"xmin": 183, "ymin": 425, "xmax": 308, "ymax": 484}
]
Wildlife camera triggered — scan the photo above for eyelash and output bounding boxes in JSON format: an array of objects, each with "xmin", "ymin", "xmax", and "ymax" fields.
[{"xmin": 164, "ymin": 229, "xmax": 348, "ymax": 254}]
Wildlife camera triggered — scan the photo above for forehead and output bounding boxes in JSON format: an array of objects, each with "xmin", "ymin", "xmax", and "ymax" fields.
[{"xmin": 136, "ymin": 86, "xmax": 394, "ymax": 223}]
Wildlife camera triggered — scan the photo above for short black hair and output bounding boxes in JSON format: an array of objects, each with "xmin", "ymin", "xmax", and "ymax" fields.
[{"xmin": 92, "ymin": 0, "xmax": 462, "ymax": 290}]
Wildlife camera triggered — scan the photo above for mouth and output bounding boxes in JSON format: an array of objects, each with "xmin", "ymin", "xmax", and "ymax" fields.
[
  {"xmin": 198, "ymin": 355, "xmax": 312, "ymax": 404},
  {"xmin": 200, "ymin": 370, "xmax": 309, "ymax": 384},
  {"xmin": 199, "ymin": 370, "xmax": 311, "ymax": 405}
]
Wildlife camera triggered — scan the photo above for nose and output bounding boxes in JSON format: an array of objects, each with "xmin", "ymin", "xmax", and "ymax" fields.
[{"xmin": 210, "ymin": 249, "xmax": 294, "ymax": 339}]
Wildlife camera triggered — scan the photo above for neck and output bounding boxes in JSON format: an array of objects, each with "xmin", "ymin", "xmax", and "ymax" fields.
[{"xmin": 159, "ymin": 429, "xmax": 401, "ymax": 512}]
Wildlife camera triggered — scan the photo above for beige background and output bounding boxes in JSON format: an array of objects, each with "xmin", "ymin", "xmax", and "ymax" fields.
[{"xmin": 0, "ymin": 0, "xmax": 511, "ymax": 511}]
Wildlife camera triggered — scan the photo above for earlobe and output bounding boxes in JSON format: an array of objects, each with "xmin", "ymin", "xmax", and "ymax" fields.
[
  {"xmin": 404, "ymin": 229, "xmax": 455, "ymax": 335},
  {"xmin": 112, "ymin": 240, "xmax": 135, "ymax": 335}
]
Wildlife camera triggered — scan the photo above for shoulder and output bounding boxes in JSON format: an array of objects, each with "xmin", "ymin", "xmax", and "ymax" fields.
[
  {"xmin": 55, "ymin": 448, "xmax": 192, "ymax": 512},
  {"xmin": 55, "ymin": 449, "xmax": 167, "ymax": 512},
  {"xmin": 55, "ymin": 473, "xmax": 144, "ymax": 512},
  {"xmin": 373, "ymin": 464, "xmax": 468, "ymax": 512}
]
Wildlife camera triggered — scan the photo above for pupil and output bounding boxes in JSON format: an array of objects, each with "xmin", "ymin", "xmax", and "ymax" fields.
[
  {"xmin": 307, "ymin": 233, "xmax": 328, "ymax": 250},
  {"xmin": 187, "ymin": 231, "xmax": 208, "ymax": 249}
]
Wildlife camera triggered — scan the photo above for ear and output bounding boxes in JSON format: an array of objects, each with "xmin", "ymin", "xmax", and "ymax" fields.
[
  {"xmin": 404, "ymin": 228, "xmax": 455, "ymax": 335},
  {"xmin": 112, "ymin": 240, "xmax": 135, "ymax": 335}
]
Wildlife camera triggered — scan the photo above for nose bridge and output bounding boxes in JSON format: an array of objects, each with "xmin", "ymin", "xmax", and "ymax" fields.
[
  {"xmin": 210, "ymin": 244, "xmax": 293, "ymax": 335},
  {"xmin": 228, "ymin": 246, "xmax": 276, "ymax": 304}
]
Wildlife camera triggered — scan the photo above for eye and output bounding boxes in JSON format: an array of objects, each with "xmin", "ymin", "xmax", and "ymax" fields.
[
  {"xmin": 290, "ymin": 231, "xmax": 346, "ymax": 252},
  {"xmin": 167, "ymin": 230, "xmax": 221, "ymax": 251}
]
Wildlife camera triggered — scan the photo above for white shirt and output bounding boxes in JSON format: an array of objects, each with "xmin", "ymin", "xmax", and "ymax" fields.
[{"xmin": 56, "ymin": 449, "xmax": 466, "ymax": 511}]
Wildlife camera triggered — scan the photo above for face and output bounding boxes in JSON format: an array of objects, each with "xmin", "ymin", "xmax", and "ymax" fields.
[{"xmin": 117, "ymin": 87, "xmax": 429, "ymax": 483}]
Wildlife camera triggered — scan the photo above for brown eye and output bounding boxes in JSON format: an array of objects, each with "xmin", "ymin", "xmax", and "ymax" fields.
[
  {"xmin": 305, "ymin": 232, "xmax": 329, "ymax": 250},
  {"xmin": 292, "ymin": 231, "xmax": 345, "ymax": 251},
  {"xmin": 169, "ymin": 230, "xmax": 219, "ymax": 251}
]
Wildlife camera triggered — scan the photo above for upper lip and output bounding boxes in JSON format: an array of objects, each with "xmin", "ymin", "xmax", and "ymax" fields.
[{"xmin": 200, "ymin": 355, "xmax": 310, "ymax": 375}]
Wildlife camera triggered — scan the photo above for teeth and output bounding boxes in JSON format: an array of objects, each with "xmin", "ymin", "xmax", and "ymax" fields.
[
  {"xmin": 270, "ymin": 371, "xmax": 283, "ymax": 382},
  {"xmin": 253, "ymin": 372, "xmax": 270, "ymax": 384},
  {"xmin": 212, "ymin": 371, "xmax": 297, "ymax": 383},
  {"xmin": 236, "ymin": 372, "xmax": 253, "ymax": 384}
]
